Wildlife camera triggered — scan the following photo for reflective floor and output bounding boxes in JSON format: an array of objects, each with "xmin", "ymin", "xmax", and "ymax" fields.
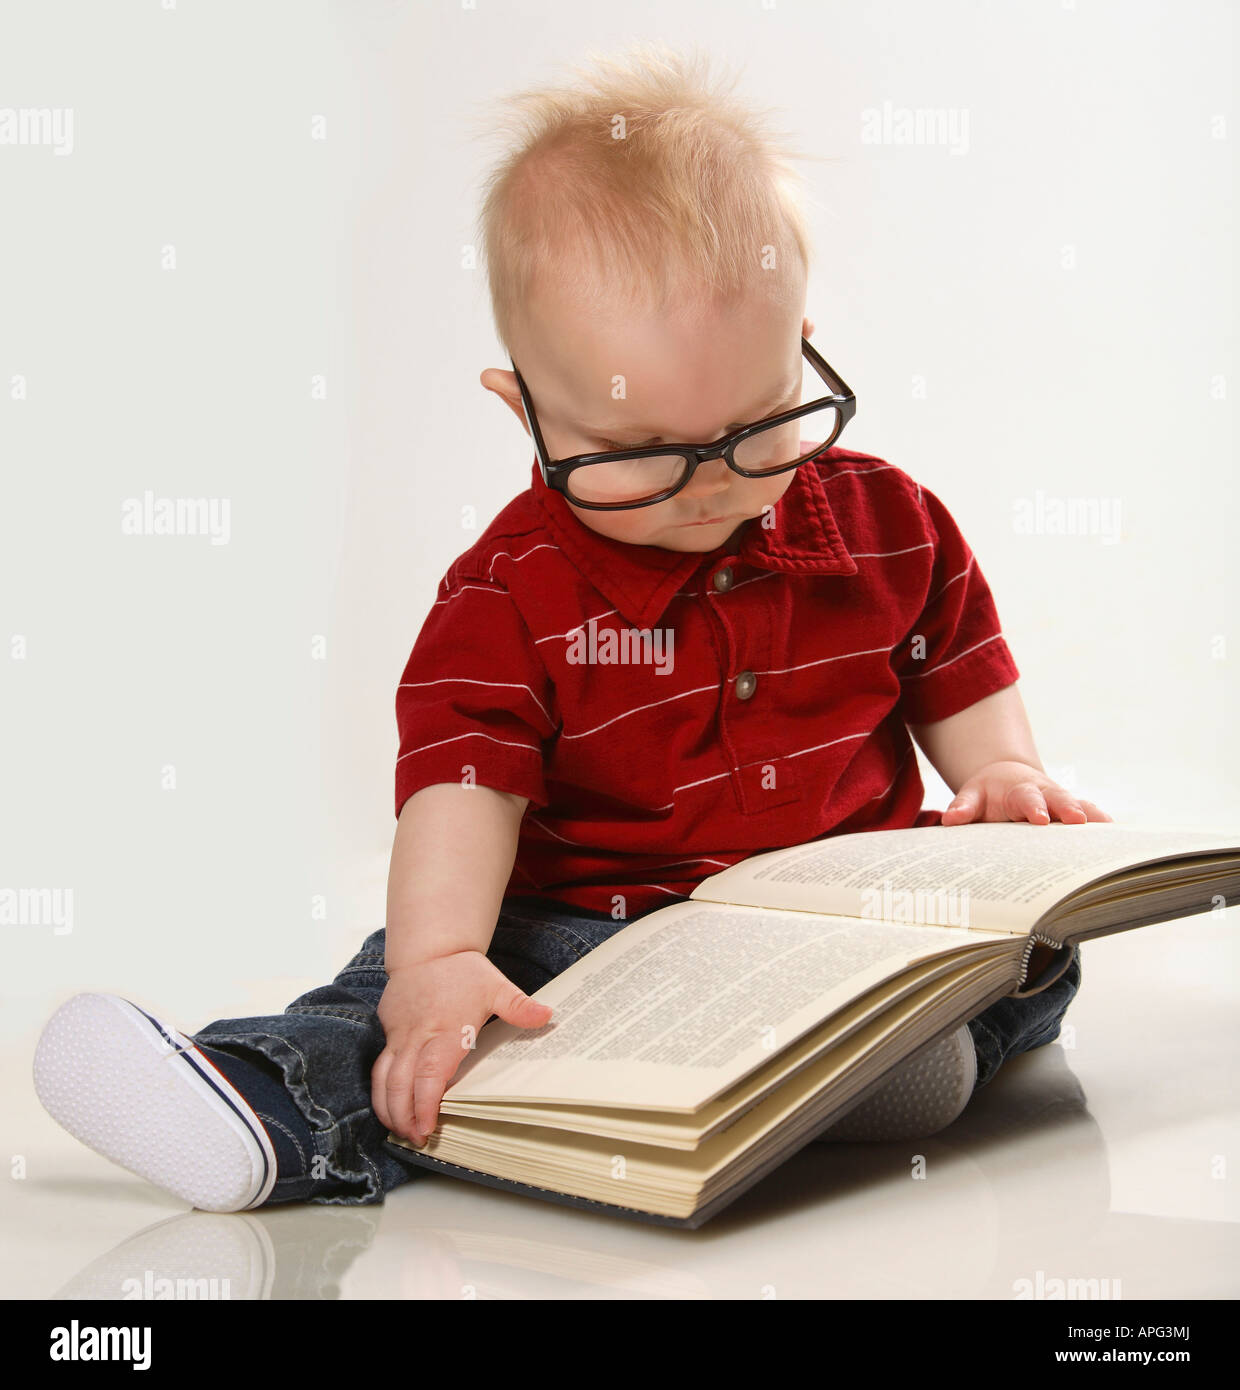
[{"xmin": 6, "ymin": 906, "xmax": 1236, "ymax": 1300}]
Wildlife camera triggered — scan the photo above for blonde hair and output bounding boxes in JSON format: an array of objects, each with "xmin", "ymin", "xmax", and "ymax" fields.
[{"xmin": 468, "ymin": 41, "xmax": 821, "ymax": 355}]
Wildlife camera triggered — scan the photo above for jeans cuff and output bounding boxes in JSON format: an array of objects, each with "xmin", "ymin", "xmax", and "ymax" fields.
[{"xmin": 194, "ymin": 1029, "xmax": 386, "ymax": 1205}]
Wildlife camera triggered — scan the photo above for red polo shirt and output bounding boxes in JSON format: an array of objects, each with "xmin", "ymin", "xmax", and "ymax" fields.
[{"xmin": 394, "ymin": 444, "xmax": 1020, "ymax": 918}]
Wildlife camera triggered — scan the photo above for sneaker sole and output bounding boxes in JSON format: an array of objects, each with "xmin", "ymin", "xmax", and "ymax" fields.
[
  {"xmin": 815, "ymin": 1023, "xmax": 978, "ymax": 1142},
  {"xmin": 33, "ymin": 992, "xmax": 277, "ymax": 1212}
]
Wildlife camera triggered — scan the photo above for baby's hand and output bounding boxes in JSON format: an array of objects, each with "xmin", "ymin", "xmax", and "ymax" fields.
[
  {"xmin": 372, "ymin": 950, "xmax": 552, "ymax": 1146},
  {"xmin": 940, "ymin": 760, "xmax": 1113, "ymax": 826}
]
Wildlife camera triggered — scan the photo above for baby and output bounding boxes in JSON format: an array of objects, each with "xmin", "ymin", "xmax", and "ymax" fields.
[{"xmin": 34, "ymin": 45, "xmax": 1107, "ymax": 1213}]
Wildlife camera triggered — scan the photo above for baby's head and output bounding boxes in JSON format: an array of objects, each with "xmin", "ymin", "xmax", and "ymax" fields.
[{"xmin": 474, "ymin": 44, "xmax": 820, "ymax": 554}]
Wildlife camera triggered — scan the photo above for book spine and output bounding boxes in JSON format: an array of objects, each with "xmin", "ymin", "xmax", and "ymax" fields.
[{"xmin": 1018, "ymin": 930, "xmax": 1066, "ymax": 986}]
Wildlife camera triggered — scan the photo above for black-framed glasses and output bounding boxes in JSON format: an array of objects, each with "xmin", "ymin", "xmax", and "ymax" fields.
[{"xmin": 510, "ymin": 335, "xmax": 857, "ymax": 511}]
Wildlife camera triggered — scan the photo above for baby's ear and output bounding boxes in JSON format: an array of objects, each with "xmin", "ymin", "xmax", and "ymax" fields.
[{"xmin": 479, "ymin": 368, "xmax": 531, "ymax": 437}]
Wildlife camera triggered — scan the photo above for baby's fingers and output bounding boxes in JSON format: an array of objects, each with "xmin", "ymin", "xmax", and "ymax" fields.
[
  {"xmin": 410, "ymin": 1031, "xmax": 471, "ymax": 1143},
  {"xmin": 1005, "ymin": 780, "xmax": 1050, "ymax": 823},
  {"xmin": 383, "ymin": 1033, "xmax": 449, "ymax": 1142},
  {"xmin": 382, "ymin": 1042, "xmax": 423, "ymax": 1141},
  {"xmin": 1042, "ymin": 784, "xmax": 1088, "ymax": 824},
  {"xmin": 370, "ymin": 1048, "xmax": 395, "ymax": 1132},
  {"xmin": 942, "ymin": 786, "xmax": 981, "ymax": 825}
]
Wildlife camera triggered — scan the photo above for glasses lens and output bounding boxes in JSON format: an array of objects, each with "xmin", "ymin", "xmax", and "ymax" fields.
[
  {"xmin": 565, "ymin": 454, "xmax": 689, "ymax": 507},
  {"xmin": 559, "ymin": 353, "xmax": 848, "ymax": 508},
  {"xmin": 732, "ymin": 402, "xmax": 842, "ymax": 474}
]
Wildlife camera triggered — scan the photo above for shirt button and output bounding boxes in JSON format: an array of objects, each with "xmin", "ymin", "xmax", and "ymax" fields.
[
  {"xmin": 734, "ymin": 670, "xmax": 757, "ymax": 700},
  {"xmin": 712, "ymin": 567, "xmax": 734, "ymax": 593}
]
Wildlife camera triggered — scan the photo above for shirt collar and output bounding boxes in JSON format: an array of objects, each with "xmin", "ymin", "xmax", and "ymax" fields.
[{"xmin": 528, "ymin": 452, "xmax": 859, "ymax": 630}]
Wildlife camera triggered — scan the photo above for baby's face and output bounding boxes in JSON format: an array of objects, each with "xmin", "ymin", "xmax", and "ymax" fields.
[{"xmin": 484, "ymin": 281, "xmax": 812, "ymax": 553}]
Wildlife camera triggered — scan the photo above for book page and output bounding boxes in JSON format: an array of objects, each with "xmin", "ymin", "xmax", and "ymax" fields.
[
  {"xmin": 438, "ymin": 948, "xmax": 1007, "ymax": 1148},
  {"xmin": 393, "ymin": 954, "xmax": 1015, "ymax": 1220},
  {"xmin": 692, "ymin": 822, "xmax": 1240, "ymax": 933},
  {"xmin": 441, "ymin": 899, "xmax": 1011, "ymax": 1112}
]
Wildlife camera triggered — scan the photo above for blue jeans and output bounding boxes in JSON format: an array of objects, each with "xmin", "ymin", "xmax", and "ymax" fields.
[{"xmin": 191, "ymin": 896, "xmax": 1082, "ymax": 1207}]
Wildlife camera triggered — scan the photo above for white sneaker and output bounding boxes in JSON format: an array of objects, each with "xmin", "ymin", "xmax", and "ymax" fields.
[
  {"xmin": 814, "ymin": 1024, "xmax": 977, "ymax": 1142},
  {"xmin": 33, "ymin": 993, "xmax": 277, "ymax": 1212}
]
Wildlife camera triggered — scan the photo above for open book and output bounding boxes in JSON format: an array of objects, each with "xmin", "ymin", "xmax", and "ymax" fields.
[{"xmin": 384, "ymin": 822, "xmax": 1240, "ymax": 1228}]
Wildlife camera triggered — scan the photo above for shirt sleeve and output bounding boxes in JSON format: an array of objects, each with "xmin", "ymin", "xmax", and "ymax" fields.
[
  {"xmin": 394, "ymin": 570, "xmax": 557, "ymax": 817},
  {"xmin": 894, "ymin": 481, "xmax": 1021, "ymax": 726}
]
